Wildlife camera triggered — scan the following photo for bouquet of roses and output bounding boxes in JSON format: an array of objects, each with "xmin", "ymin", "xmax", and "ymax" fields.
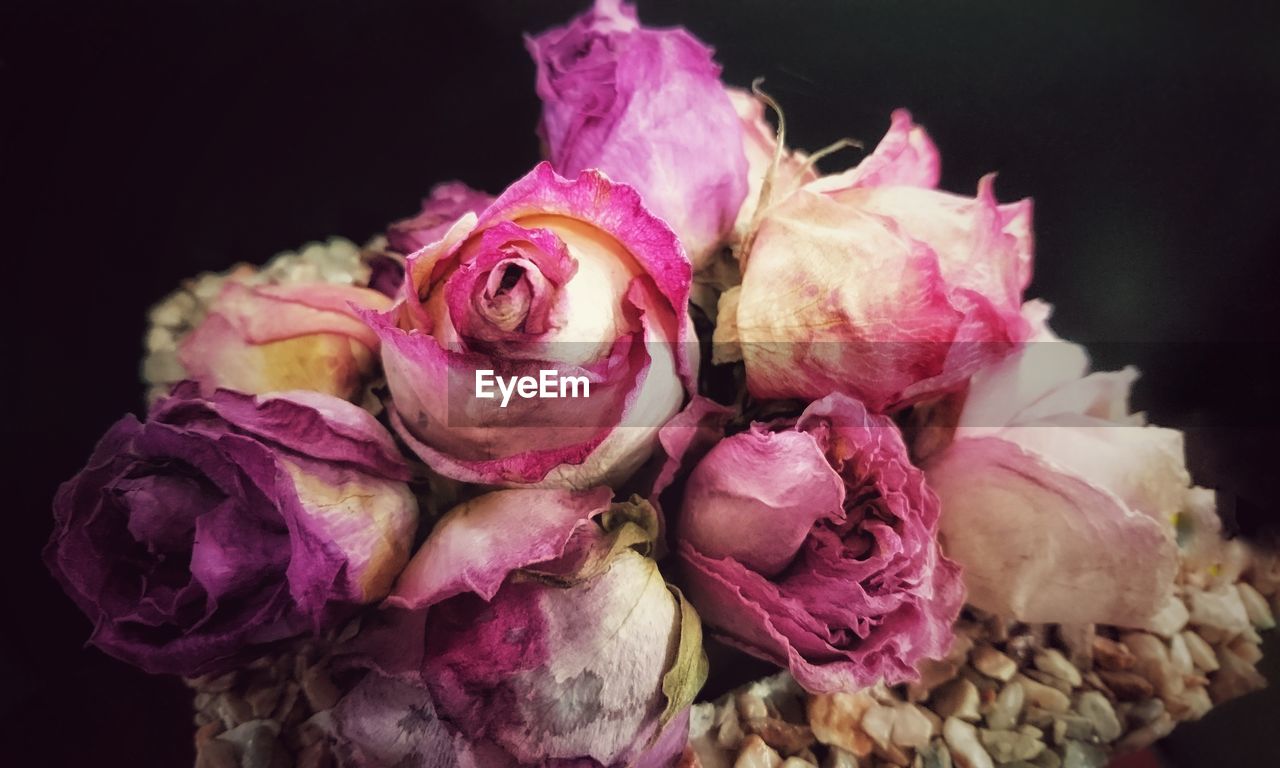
[{"xmin": 46, "ymin": 3, "xmax": 1277, "ymax": 767}]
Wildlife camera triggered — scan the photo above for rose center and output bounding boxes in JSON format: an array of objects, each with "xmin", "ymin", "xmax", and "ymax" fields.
[{"xmin": 477, "ymin": 263, "xmax": 534, "ymax": 332}]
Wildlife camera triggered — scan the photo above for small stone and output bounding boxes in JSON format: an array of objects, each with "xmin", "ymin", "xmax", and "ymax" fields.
[
  {"xmin": 861, "ymin": 703, "xmax": 896, "ymax": 750},
  {"xmin": 1168, "ymin": 633, "xmax": 1194, "ymax": 676},
  {"xmin": 984, "ymin": 681, "xmax": 1024, "ymax": 731},
  {"xmin": 943, "ymin": 718, "xmax": 994, "ymax": 768},
  {"xmin": 978, "ymin": 728, "xmax": 1044, "ymax": 763},
  {"xmin": 932, "ymin": 679, "xmax": 982, "ymax": 722},
  {"xmin": 1013, "ymin": 675, "xmax": 1069, "ymax": 713},
  {"xmin": 1055, "ymin": 624, "xmax": 1095, "ymax": 670},
  {"xmin": 735, "ymin": 735, "xmax": 783, "ymax": 768},
  {"xmin": 1089, "ymin": 637, "xmax": 1135, "ymax": 672},
  {"xmin": 1180, "ymin": 630, "xmax": 1219, "ymax": 671},
  {"xmin": 1237, "ymin": 582, "xmax": 1276, "ymax": 629},
  {"xmin": 1207, "ymin": 648, "xmax": 1268, "ymax": 704},
  {"xmin": 971, "ymin": 646, "xmax": 1018, "ymax": 682},
  {"xmin": 1115, "ymin": 712, "xmax": 1174, "ymax": 752},
  {"xmin": 1144, "ymin": 594, "xmax": 1189, "ymax": 637},
  {"xmin": 892, "ymin": 704, "xmax": 936, "ymax": 749},
  {"xmin": 822, "ymin": 746, "xmax": 860, "ymax": 768},
  {"xmin": 1060, "ymin": 740, "xmax": 1107, "ymax": 768},
  {"xmin": 195, "ymin": 739, "xmax": 238, "ymax": 768},
  {"xmin": 1187, "ymin": 587, "xmax": 1251, "ymax": 635},
  {"xmin": 1032, "ymin": 650, "xmax": 1082, "ymax": 688},
  {"xmin": 1227, "ymin": 636, "xmax": 1264, "ymax": 665},
  {"xmin": 1073, "ymin": 692, "xmax": 1122, "ymax": 742},
  {"xmin": 918, "ymin": 741, "xmax": 952, "ymax": 768},
  {"xmin": 1049, "ymin": 714, "xmax": 1094, "ymax": 744},
  {"xmin": 1095, "ymin": 670, "xmax": 1154, "ymax": 701},
  {"xmin": 808, "ymin": 692, "xmax": 875, "ymax": 757}
]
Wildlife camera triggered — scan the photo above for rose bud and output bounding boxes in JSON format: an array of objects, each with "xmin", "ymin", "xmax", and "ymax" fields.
[
  {"xmin": 338, "ymin": 488, "xmax": 704, "ymax": 767},
  {"xmin": 922, "ymin": 300, "xmax": 1182, "ymax": 628},
  {"xmin": 365, "ymin": 162, "xmax": 697, "ymax": 488},
  {"xmin": 527, "ymin": 0, "xmax": 748, "ymax": 270},
  {"xmin": 178, "ymin": 277, "xmax": 392, "ymax": 401},
  {"xmin": 44, "ymin": 383, "xmax": 418, "ymax": 676},
  {"xmin": 720, "ymin": 109, "xmax": 1033, "ymax": 412},
  {"xmin": 385, "ymin": 180, "xmax": 495, "ymax": 256},
  {"xmin": 676, "ymin": 393, "xmax": 963, "ymax": 694}
]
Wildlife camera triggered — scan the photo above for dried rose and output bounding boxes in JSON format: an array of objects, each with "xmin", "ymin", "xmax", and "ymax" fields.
[
  {"xmin": 339, "ymin": 488, "xmax": 704, "ymax": 767},
  {"xmin": 527, "ymin": 0, "xmax": 748, "ymax": 269},
  {"xmin": 44, "ymin": 383, "xmax": 418, "ymax": 675},
  {"xmin": 178, "ymin": 278, "xmax": 392, "ymax": 401},
  {"xmin": 386, "ymin": 181, "xmax": 495, "ymax": 256},
  {"xmin": 676, "ymin": 393, "xmax": 963, "ymax": 693},
  {"xmin": 365, "ymin": 162, "xmax": 697, "ymax": 488},
  {"xmin": 727, "ymin": 87, "xmax": 816, "ymax": 245},
  {"xmin": 922, "ymin": 300, "xmax": 1182, "ymax": 627},
  {"xmin": 721, "ymin": 109, "xmax": 1033, "ymax": 412}
]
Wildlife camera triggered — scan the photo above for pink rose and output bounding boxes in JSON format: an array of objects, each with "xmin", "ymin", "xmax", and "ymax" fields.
[
  {"xmin": 676, "ymin": 393, "xmax": 963, "ymax": 693},
  {"xmin": 177, "ymin": 278, "xmax": 392, "ymax": 401},
  {"xmin": 720, "ymin": 109, "xmax": 1033, "ymax": 412},
  {"xmin": 337, "ymin": 488, "xmax": 703, "ymax": 768},
  {"xmin": 527, "ymin": 0, "xmax": 748, "ymax": 269},
  {"xmin": 922, "ymin": 301, "xmax": 1182, "ymax": 627},
  {"xmin": 365, "ymin": 162, "xmax": 697, "ymax": 488}
]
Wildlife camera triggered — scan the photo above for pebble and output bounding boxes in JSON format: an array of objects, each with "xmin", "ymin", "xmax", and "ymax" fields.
[
  {"xmin": 978, "ymin": 728, "xmax": 1044, "ymax": 763},
  {"xmin": 808, "ymin": 692, "xmax": 874, "ymax": 757},
  {"xmin": 942, "ymin": 718, "xmax": 994, "ymax": 768},
  {"xmin": 1033, "ymin": 650, "xmax": 1082, "ymax": 688},
  {"xmin": 1074, "ymin": 692, "xmax": 1122, "ymax": 742},
  {"xmin": 1144, "ymin": 594, "xmax": 1189, "ymax": 638},
  {"xmin": 971, "ymin": 646, "xmax": 1018, "ymax": 682},
  {"xmin": 891, "ymin": 704, "xmax": 936, "ymax": 749},
  {"xmin": 1060, "ymin": 740, "xmax": 1107, "ymax": 768},
  {"xmin": 985, "ymin": 681, "xmax": 1024, "ymax": 731},
  {"xmin": 931, "ymin": 679, "xmax": 982, "ymax": 722},
  {"xmin": 1180, "ymin": 630, "xmax": 1219, "ymax": 671},
  {"xmin": 1089, "ymin": 637, "xmax": 1134, "ymax": 672},
  {"xmin": 918, "ymin": 742, "xmax": 952, "ymax": 768},
  {"xmin": 735, "ymin": 735, "xmax": 783, "ymax": 768},
  {"xmin": 1095, "ymin": 670, "xmax": 1154, "ymax": 701},
  {"xmin": 1013, "ymin": 675, "xmax": 1070, "ymax": 713},
  {"xmin": 1187, "ymin": 587, "xmax": 1251, "ymax": 635},
  {"xmin": 1237, "ymin": 582, "xmax": 1276, "ymax": 629}
]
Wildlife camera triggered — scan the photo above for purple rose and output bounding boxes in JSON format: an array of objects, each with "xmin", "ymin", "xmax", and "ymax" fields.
[
  {"xmin": 44, "ymin": 383, "xmax": 419, "ymax": 676},
  {"xmin": 386, "ymin": 181, "xmax": 495, "ymax": 256},
  {"xmin": 676, "ymin": 394, "xmax": 963, "ymax": 693},
  {"xmin": 527, "ymin": 0, "xmax": 748, "ymax": 269},
  {"xmin": 337, "ymin": 488, "xmax": 704, "ymax": 767},
  {"xmin": 365, "ymin": 162, "xmax": 697, "ymax": 488}
]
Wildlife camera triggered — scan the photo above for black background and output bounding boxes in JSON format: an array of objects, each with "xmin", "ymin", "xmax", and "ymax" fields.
[{"xmin": 2, "ymin": 1, "xmax": 1278, "ymax": 765}]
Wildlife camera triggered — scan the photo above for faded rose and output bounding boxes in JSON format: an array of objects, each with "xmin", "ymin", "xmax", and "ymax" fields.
[
  {"xmin": 527, "ymin": 0, "xmax": 748, "ymax": 269},
  {"xmin": 336, "ymin": 488, "xmax": 704, "ymax": 767},
  {"xmin": 922, "ymin": 301, "xmax": 1182, "ymax": 627},
  {"xmin": 178, "ymin": 277, "xmax": 392, "ymax": 401},
  {"xmin": 720, "ymin": 109, "xmax": 1033, "ymax": 412},
  {"xmin": 45, "ymin": 383, "xmax": 418, "ymax": 675},
  {"xmin": 385, "ymin": 181, "xmax": 495, "ymax": 256},
  {"xmin": 365, "ymin": 162, "xmax": 696, "ymax": 488},
  {"xmin": 677, "ymin": 393, "xmax": 963, "ymax": 693}
]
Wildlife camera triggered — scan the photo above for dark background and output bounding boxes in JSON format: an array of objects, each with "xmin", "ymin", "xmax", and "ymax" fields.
[{"xmin": 2, "ymin": 1, "xmax": 1277, "ymax": 765}]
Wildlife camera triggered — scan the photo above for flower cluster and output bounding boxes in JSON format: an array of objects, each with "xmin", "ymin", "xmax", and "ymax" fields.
[{"xmin": 46, "ymin": 2, "xmax": 1252, "ymax": 766}]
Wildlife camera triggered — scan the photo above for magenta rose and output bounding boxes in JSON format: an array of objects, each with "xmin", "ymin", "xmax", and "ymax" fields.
[
  {"xmin": 720, "ymin": 109, "xmax": 1033, "ymax": 412},
  {"xmin": 527, "ymin": 0, "xmax": 748, "ymax": 269},
  {"xmin": 676, "ymin": 393, "xmax": 963, "ymax": 693},
  {"xmin": 921, "ymin": 300, "xmax": 1182, "ymax": 628},
  {"xmin": 365, "ymin": 162, "xmax": 697, "ymax": 488},
  {"xmin": 334, "ymin": 488, "xmax": 704, "ymax": 767},
  {"xmin": 44, "ymin": 383, "xmax": 418, "ymax": 676}
]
